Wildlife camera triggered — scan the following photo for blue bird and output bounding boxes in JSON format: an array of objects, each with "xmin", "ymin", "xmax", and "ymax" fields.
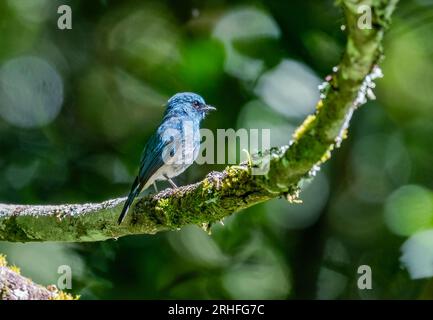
[{"xmin": 118, "ymin": 92, "xmax": 216, "ymax": 224}]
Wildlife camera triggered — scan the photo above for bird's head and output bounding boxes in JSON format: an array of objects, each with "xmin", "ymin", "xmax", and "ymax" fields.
[{"xmin": 166, "ymin": 92, "xmax": 216, "ymax": 121}]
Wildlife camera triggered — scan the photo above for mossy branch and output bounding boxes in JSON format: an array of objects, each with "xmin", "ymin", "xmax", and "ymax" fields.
[
  {"xmin": 0, "ymin": 254, "xmax": 77, "ymax": 300},
  {"xmin": 0, "ymin": 0, "xmax": 398, "ymax": 242}
]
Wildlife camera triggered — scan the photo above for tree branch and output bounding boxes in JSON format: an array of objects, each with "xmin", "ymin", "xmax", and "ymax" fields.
[
  {"xmin": 0, "ymin": 266, "xmax": 55, "ymax": 300},
  {"xmin": 0, "ymin": 0, "xmax": 398, "ymax": 242},
  {"xmin": 0, "ymin": 255, "xmax": 76, "ymax": 300}
]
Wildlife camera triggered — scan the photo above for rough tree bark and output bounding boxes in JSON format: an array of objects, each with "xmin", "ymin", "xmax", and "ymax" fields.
[
  {"xmin": 0, "ymin": 0, "xmax": 399, "ymax": 243},
  {"xmin": 0, "ymin": 266, "xmax": 56, "ymax": 300},
  {"xmin": 0, "ymin": 255, "xmax": 76, "ymax": 300}
]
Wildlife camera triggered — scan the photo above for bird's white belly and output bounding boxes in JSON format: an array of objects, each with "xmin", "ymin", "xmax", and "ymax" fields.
[
  {"xmin": 143, "ymin": 134, "xmax": 200, "ymax": 190},
  {"xmin": 143, "ymin": 163, "xmax": 188, "ymax": 190}
]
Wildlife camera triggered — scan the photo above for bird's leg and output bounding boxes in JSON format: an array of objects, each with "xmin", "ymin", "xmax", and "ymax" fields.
[
  {"xmin": 168, "ymin": 179, "xmax": 177, "ymax": 188},
  {"xmin": 163, "ymin": 174, "xmax": 178, "ymax": 188},
  {"xmin": 153, "ymin": 182, "xmax": 159, "ymax": 193}
]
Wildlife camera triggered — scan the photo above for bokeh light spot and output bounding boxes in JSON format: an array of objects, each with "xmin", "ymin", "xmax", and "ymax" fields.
[
  {"xmin": 385, "ymin": 185, "xmax": 433, "ymax": 237},
  {"xmin": 213, "ymin": 7, "xmax": 280, "ymax": 81},
  {"xmin": 401, "ymin": 229, "xmax": 433, "ymax": 279},
  {"xmin": 0, "ymin": 56, "xmax": 63, "ymax": 128},
  {"xmin": 255, "ymin": 59, "xmax": 320, "ymax": 119}
]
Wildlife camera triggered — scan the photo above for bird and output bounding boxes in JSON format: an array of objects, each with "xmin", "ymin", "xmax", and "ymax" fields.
[{"xmin": 117, "ymin": 92, "xmax": 216, "ymax": 224}]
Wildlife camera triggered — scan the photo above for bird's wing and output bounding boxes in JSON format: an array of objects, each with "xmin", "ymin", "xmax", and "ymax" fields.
[
  {"xmin": 117, "ymin": 134, "xmax": 175, "ymax": 224},
  {"xmin": 118, "ymin": 119, "xmax": 182, "ymax": 224},
  {"xmin": 138, "ymin": 132, "xmax": 177, "ymax": 188}
]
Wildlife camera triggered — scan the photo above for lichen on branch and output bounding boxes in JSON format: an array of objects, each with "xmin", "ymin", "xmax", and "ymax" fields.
[
  {"xmin": 0, "ymin": 0, "xmax": 398, "ymax": 243},
  {"xmin": 0, "ymin": 254, "xmax": 78, "ymax": 300}
]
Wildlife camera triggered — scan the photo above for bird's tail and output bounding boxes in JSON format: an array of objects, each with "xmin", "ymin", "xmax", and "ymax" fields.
[{"xmin": 118, "ymin": 177, "xmax": 141, "ymax": 224}]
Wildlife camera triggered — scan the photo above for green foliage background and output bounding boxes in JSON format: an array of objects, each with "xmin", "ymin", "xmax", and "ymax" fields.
[{"xmin": 1, "ymin": 0, "xmax": 433, "ymax": 299}]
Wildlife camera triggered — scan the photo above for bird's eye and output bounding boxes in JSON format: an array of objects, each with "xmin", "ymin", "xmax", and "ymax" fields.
[{"xmin": 192, "ymin": 101, "xmax": 200, "ymax": 108}]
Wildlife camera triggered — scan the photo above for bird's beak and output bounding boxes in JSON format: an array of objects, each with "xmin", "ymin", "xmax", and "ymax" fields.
[{"xmin": 201, "ymin": 104, "xmax": 216, "ymax": 113}]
